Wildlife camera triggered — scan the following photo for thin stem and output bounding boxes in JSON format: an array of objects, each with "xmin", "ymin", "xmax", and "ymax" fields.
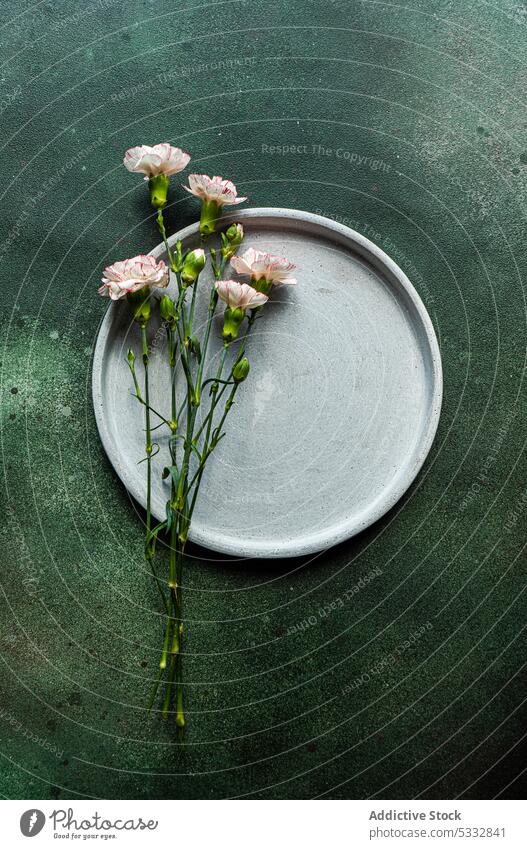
[
  {"xmin": 212, "ymin": 383, "xmax": 238, "ymax": 442},
  {"xmin": 191, "ymin": 343, "xmax": 228, "ymax": 447},
  {"xmin": 193, "ymin": 287, "xmax": 218, "ymax": 406},
  {"xmin": 168, "ymin": 510, "xmax": 178, "ymax": 590},
  {"xmin": 187, "ymin": 315, "xmax": 256, "ymax": 499},
  {"xmin": 147, "ymin": 667, "xmax": 165, "ymax": 712},
  {"xmin": 175, "ymin": 649, "xmax": 185, "ymax": 734},
  {"xmin": 150, "ymin": 567, "xmax": 169, "ymax": 613},
  {"xmin": 167, "ymin": 325, "xmax": 179, "ymax": 596},
  {"xmin": 131, "ymin": 393, "xmax": 171, "ymax": 427},
  {"xmin": 174, "ymin": 544, "xmax": 185, "ymax": 731},
  {"xmin": 188, "ymin": 378, "xmax": 238, "ymax": 515},
  {"xmin": 157, "ymin": 208, "xmax": 174, "ymax": 270},
  {"xmin": 140, "ymin": 325, "xmax": 172, "ymax": 640},
  {"xmin": 169, "ymin": 327, "xmax": 177, "ymax": 424},
  {"xmin": 140, "ymin": 325, "xmax": 152, "ymax": 537},
  {"xmin": 162, "ymin": 655, "xmax": 177, "ymax": 719},
  {"xmin": 127, "ymin": 358, "xmax": 142, "ymax": 400},
  {"xmin": 154, "ymin": 239, "xmax": 232, "ymax": 729},
  {"xmin": 175, "ymin": 315, "xmax": 194, "ymax": 395},
  {"xmin": 159, "ymin": 612, "xmax": 172, "ymax": 671},
  {"xmin": 189, "ymin": 278, "xmax": 199, "ymax": 329}
]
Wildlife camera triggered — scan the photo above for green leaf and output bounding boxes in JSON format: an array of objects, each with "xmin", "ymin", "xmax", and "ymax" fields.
[
  {"xmin": 189, "ymin": 335, "xmax": 202, "ymax": 362},
  {"xmin": 145, "ymin": 520, "xmax": 167, "ymax": 559},
  {"xmin": 162, "ymin": 465, "xmax": 180, "ymax": 485},
  {"xmin": 166, "ymin": 500, "xmax": 173, "ymax": 532}
]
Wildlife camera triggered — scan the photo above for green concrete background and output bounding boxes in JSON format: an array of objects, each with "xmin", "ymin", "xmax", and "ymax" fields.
[{"xmin": 0, "ymin": 0, "xmax": 525, "ymax": 800}]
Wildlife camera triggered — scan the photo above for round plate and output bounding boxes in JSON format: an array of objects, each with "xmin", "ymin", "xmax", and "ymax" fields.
[{"xmin": 92, "ymin": 208, "xmax": 442, "ymax": 558}]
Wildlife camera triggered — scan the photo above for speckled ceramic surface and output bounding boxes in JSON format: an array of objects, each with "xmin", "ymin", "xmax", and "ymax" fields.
[{"xmin": 92, "ymin": 208, "xmax": 442, "ymax": 558}]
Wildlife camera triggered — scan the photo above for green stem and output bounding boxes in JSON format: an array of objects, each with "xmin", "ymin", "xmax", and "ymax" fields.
[
  {"xmin": 188, "ymin": 378, "xmax": 238, "ymax": 516},
  {"xmin": 159, "ymin": 611, "xmax": 172, "ymax": 671},
  {"xmin": 127, "ymin": 358, "xmax": 142, "ymax": 400},
  {"xmin": 162, "ymin": 655, "xmax": 177, "ymax": 719},
  {"xmin": 174, "ymin": 544, "xmax": 185, "ymax": 730},
  {"xmin": 167, "ymin": 376, "xmax": 197, "ymax": 730},
  {"xmin": 212, "ymin": 383, "xmax": 238, "ymax": 440},
  {"xmin": 139, "ymin": 324, "xmax": 162, "ymax": 608},
  {"xmin": 191, "ymin": 343, "xmax": 228, "ymax": 445},
  {"xmin": 193, "ymin": 287, "xmax": 218, "ymax": 406},
  {"xmin": 162, "ymin": 306, "xmax": 191, "ymax": 723},
  {"xmin": 189, "ymin": 277, "xmax": 199, "ymax": 329},
  {"xmin": 155, "ymin": 241, "xmax": 231, "ymax": 729},
  {"xmin": 132, "ymin": 393, "xmax": 172, "ymax": 427},
  {"xmin": 175, "ymin": 649, "xmax": 185, "ymax": 733},
  {"xmin": 187, "ymin": 314, "xmax": 256, "ymax": 499},
  {"xmin": 175, "ymin": 315, "xmax": 194, "ymax": 395},
  {"xmin": 127, "ymin": 338, "xmax": 169, "ymax": 621},
  {"xmin": 168, "ymin": 511, "xmax": 178, "ymax": 590},
  {"xmin": 169, "ymin": 327, "xmax": 177, "ymax": 424},
  {"xmin": 140, "ymin": 325, "xmax": 152, "ymax": 534},
  {"xmin": 157, "ymin": 208, "xmax": 174, "ymax": 270},
  {"xmin": 147, "ymin": 667, "xmax": 165, "ymax": 711}
]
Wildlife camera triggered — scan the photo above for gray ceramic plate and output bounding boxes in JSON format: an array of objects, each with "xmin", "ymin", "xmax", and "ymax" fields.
[{"xmin": 92, "ymin": 208, "xmax": 442, "ymax": 558}]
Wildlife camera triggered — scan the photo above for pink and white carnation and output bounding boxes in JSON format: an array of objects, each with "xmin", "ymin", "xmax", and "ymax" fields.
[
  {"xmin": 123, "ymin": 143, "xmax": 190, "ymax": 180},
  {"xmin": 183, "ymin": 174, "xmax": 247, "ymax": 206},
  {"xmin": 230, "ymin": 247, "xmax": 297, "ymax": 286},
  {"xmin": 98, "ymin": 255, "xmax": 169, "ymax": 300},
  {"xmin": 215, "ymin": 280, "xmax": 268, "ymax": 310}
]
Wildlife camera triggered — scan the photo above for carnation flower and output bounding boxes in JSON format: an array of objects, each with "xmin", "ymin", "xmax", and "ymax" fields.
[
  {"xmin": 123, "ymin": 143, "xmax": 190, "ymax": 179},
  {"xmin": 230, "ymin": 247, "xmax": 297, "ymax": 293},
  {"xmin": 98, "ymin": 255, "xmax": 169, "ymax": 301},
  {"xmin": 183, "ymin": 175, "xmax": 247, "ymax": 236},
  {"xmin": 183, "ymin": 174, "xmax": 246, "ymax": 206},
  {"xmin": 124, "ymin": 144, "xmax": 191, "ymax": 208},
  {"xmin": 215, "ymin": 279, "xmax": 268, "ymax": 310},
  {"xmin": 215, "ymin": 280, "xmax": 268, "ymax": 342}
]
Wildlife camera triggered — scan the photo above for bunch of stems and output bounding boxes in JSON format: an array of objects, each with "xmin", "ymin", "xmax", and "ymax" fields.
[{"xmin": 129, "ymin": 214, "xmax": 254, "ymax": 735}]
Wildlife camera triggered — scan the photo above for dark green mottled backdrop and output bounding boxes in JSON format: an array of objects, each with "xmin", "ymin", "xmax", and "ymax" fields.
[{"xmin": 0, "ymin": 0, "xmax": 525, "ymax": 800}]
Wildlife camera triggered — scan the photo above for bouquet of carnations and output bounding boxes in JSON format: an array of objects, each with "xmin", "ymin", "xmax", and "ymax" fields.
[{"xmin": 97, "ymin": 144, "xmax": 297, "ymax": 735}]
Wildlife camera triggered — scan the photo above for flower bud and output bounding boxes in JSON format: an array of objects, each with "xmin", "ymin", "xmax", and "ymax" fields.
[
  {"xmin": 199, "ymin": 199, "xmax": 220, "ymax": 236},
  {"xmin": 232, "ymin": 356, "xmax": 250, "ymax": 383},
  {"xmin": 148, "ymin": 173, "xmax": 170, "ymax": 209},
  {"xmin": 181, "ymin": 248, "xmax": 206, "ymax": 286},
  {"xmin": 127, "ymin": 349, "xmax": 135, "ymax": 367},
  {"xmin": 226, "ymin": 222, "xmax": 243, "ymax": 241},
  {"xmin": 159, "ymin": 294, "xmax": 177, "ymax": 326},
  {"xmin": 126, "ymin": 289, "xmax": 151, "ymax": 325},
  {"xmin": 222, "ymin": 306, "xmax": 245, "ymax": 343},
  {"xmin": 221, "ymin": 222, "xmax": 244, "ymax": 259}
]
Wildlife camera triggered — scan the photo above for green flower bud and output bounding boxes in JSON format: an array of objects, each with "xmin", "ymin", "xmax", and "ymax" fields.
[
  {"xmin": 181, "ymin": 248, "xmax": 206, "ymax": 286},
  {"xmin": 127, "ymin": 348, "xmax": 135, "ymax": 367},
  {"xmin": 232, "ymin": 356, "xmax": 250, "ymax": 383},
  {"xmin": 159, "ymin": 294, "xmax": 177, "ymax": 326},
  {"xmin": 220, "ymin": 222, "xmax": 244, "ymax": 259},
  {"xmin": 199, "ymin": 199, "xmax": 220, "ymax": 236},
  {"xmin": 126, "ymin": 289, "xmax": 151, "ymax": 326},
  {"xmin": 148, "ymin": 174, "xmax": 170, "ymax": 209},
  {"xmin": 222, "ymin": 306, "xmax": 245, "ymax": 343},
  {"xmin": 227, "ymin": 222, "xmax": 242, "ymax": 241}
]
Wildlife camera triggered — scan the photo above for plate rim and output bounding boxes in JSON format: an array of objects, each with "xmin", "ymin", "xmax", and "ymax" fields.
[{"xmin": 92, "ymin": 207, "xmax": 443, "ymax": 558}]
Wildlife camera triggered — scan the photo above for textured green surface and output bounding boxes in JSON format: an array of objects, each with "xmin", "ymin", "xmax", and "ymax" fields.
[{"xmin": 0, "ymin": 0, "xmax": 526, "ymax": 800}]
